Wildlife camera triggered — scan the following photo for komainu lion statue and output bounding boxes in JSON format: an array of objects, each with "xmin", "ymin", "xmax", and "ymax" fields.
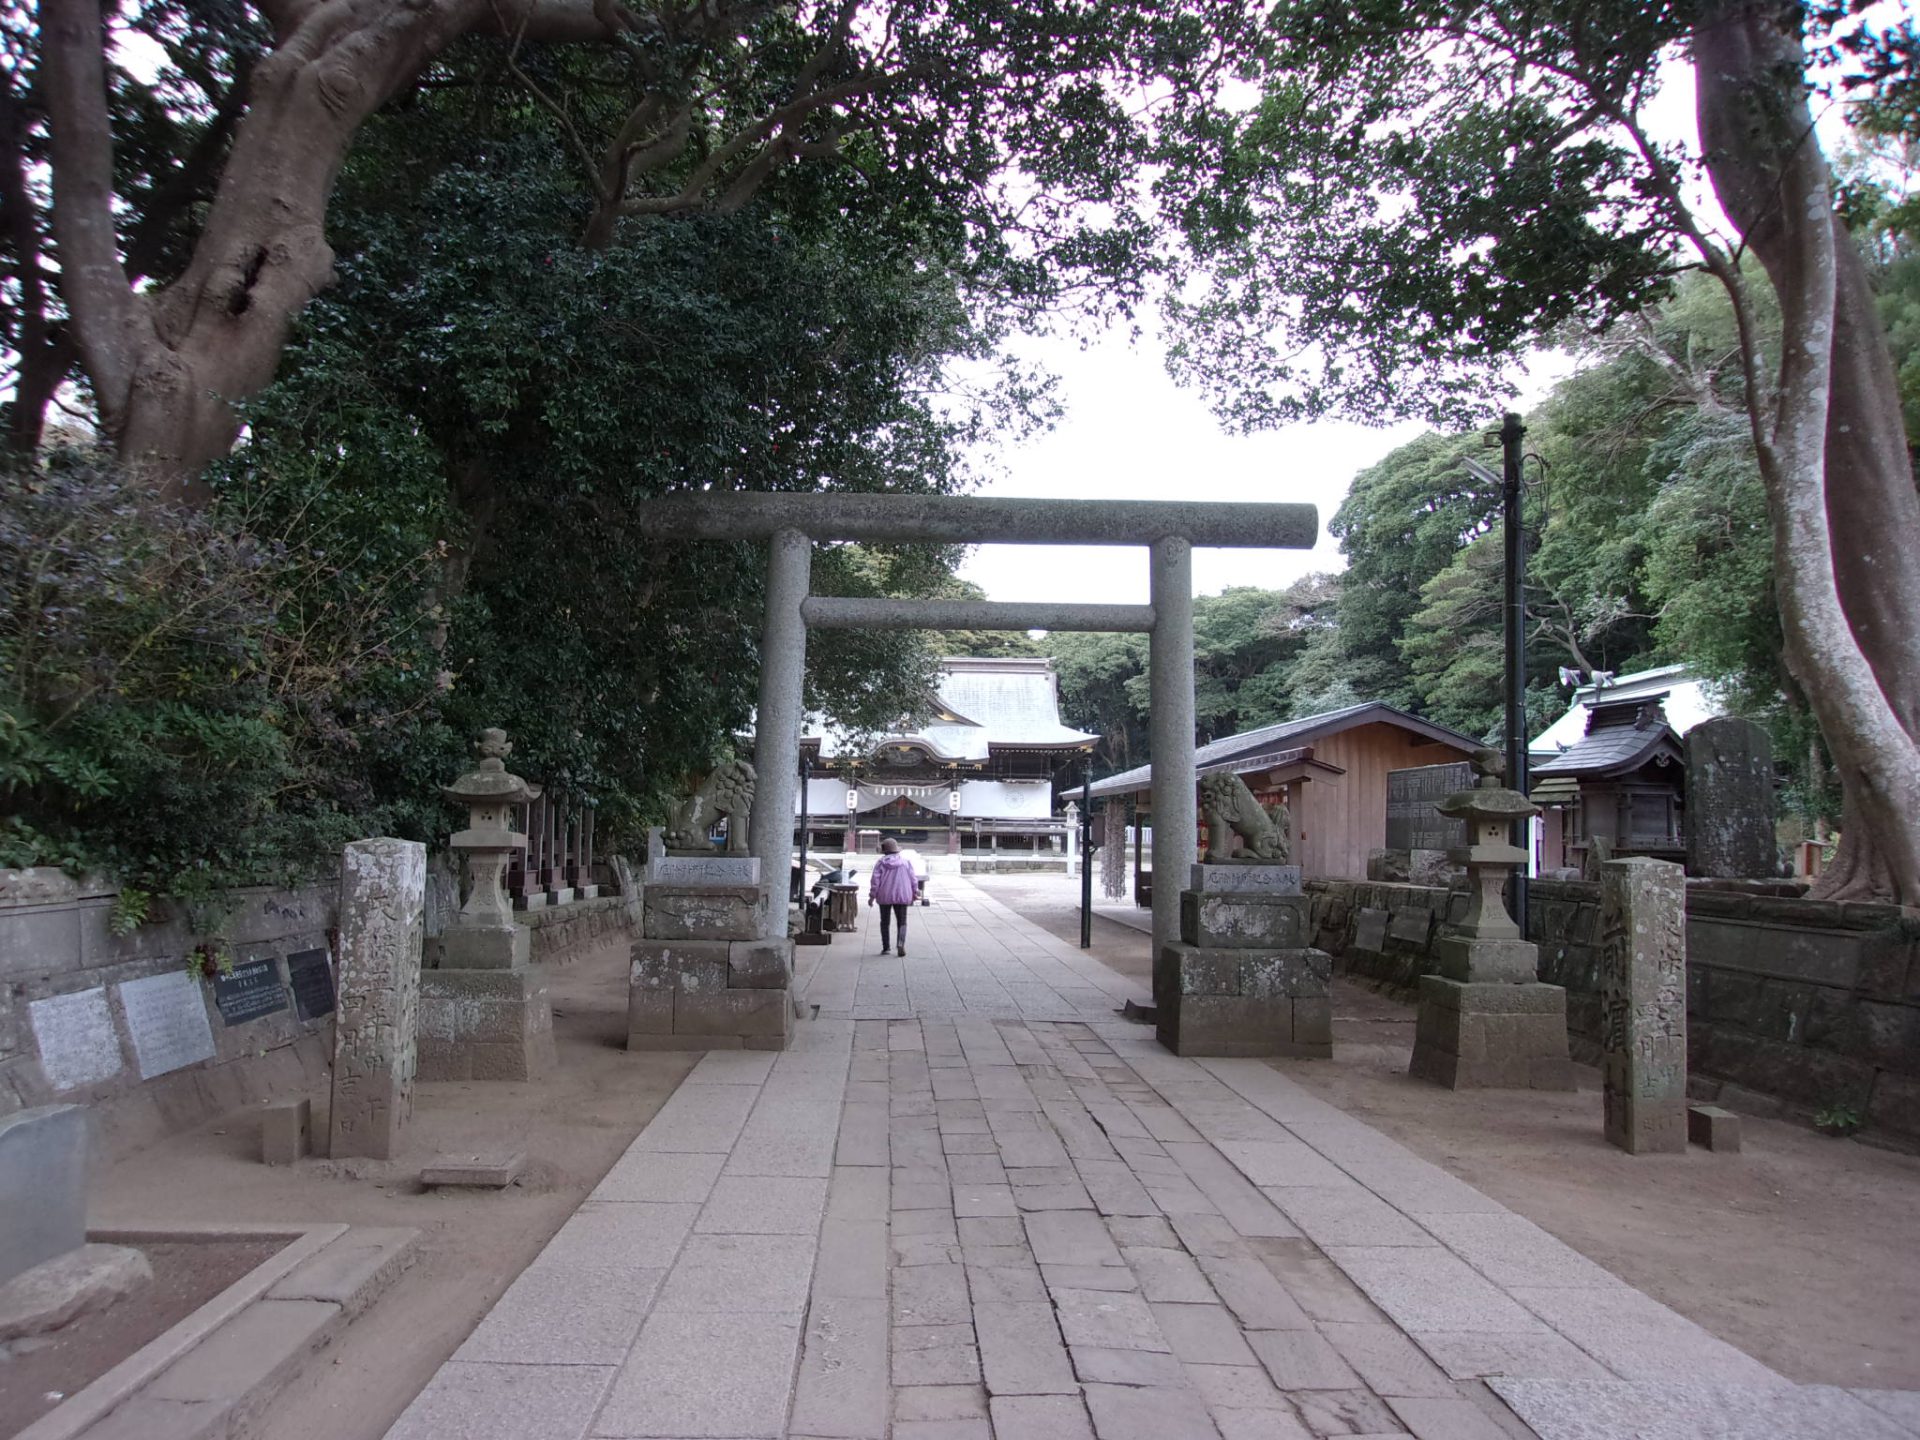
[
  {"xmin": 666, "ymin": 759, "xmax": 756, "ymax": 854},
  {"xmin": 1199, "ymin": 771, "xmax": 1291, "ymax": 863}
]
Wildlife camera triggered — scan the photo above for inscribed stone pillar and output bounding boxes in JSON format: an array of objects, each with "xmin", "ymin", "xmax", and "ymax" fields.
[
  {"xmin": 330, "ymin": 838, "xmax": 426, "ymax": 1160},
  {"xmin": 1684, "ymin": 717, "xmax": 1776, "ymax": 878},
  {"xmin": 1598, "ymin": 856, "xmax": 1688, "ymax": 1154}
]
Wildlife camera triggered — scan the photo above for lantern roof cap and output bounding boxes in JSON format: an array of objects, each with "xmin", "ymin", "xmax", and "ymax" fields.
[{"xmin": 443, "ymin": 727, "xmax": 542, "ymax": 805}]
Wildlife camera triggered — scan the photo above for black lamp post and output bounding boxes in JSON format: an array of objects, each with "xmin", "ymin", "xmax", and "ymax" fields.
[
  {"xmin": 1080, "ymin": 759, "xmax": 1094, "ymax": 949},
  {"xmin": 1463, "ymin": 412, "xmax": 1530, "ymax": 935}
]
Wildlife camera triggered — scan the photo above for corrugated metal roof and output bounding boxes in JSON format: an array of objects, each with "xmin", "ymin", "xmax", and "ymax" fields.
[{"xmin": 1086, "ymin": 702, "xmax": 1478, "ymax": 799}]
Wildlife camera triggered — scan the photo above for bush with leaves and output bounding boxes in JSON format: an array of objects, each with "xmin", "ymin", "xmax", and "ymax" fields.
[{"xmin": 0, "ymin": 450, "xmax": 445, "ymax": 900}]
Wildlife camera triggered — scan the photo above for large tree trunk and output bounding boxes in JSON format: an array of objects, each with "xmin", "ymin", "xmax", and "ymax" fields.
[
  {"xmin": 1695, "ymin": 2, "xmax": 1920, "ymax": 907},
  {"xmin": 41, "ymin": 0, "xmax": 620, "ymax": 496}
]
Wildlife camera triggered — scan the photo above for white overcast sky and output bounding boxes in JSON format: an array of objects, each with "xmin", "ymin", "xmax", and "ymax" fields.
[{"xmin": 953, "ymin": 334, "xmax": 1433, "ymax": 606}]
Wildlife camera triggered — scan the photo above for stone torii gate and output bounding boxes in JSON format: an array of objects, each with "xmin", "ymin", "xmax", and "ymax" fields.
[{"xmin": 633, "ymin": 495, "xmax": 1318, "ymax": 961}]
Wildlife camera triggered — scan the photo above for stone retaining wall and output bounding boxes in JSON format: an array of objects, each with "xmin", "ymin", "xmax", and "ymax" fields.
[
  {"xmin": 515, "ymin": 895, "xmax": 633, "ymax": 967},
  {"xmin": 0, "ymin": 869, "xmax": 335, "ymax": 1157},
  {"xmin": 1310, "ymin": 875, "xmax": 1920, "ymax": 1143}
]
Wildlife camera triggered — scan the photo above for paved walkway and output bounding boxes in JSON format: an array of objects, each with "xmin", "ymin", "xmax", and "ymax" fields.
[{"xmin": 386, "ymin": 880, "xmax": 1920, "ymax": 1440}]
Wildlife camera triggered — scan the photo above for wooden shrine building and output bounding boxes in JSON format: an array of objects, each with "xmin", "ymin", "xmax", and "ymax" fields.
[
  {"xmin": 800, "ymin": 656, "xmax": 1096, "ymax": 855},
  {"xmin": 1086, "ymin": 702, "xmax": 1480, "ymax": 897}
]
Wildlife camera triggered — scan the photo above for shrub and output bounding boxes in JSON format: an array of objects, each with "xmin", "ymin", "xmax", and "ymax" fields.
[{"xmin": 0, "ymin": 450, "xmax": 444, "ymax": 901}]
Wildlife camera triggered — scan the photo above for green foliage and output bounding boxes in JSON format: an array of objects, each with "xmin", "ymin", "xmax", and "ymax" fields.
[
  {"xmin": 923, "ymin": 579, "xmax": 1046, "ymax": 661},
  {"xmin": 107, "ymin": 887, "xmax": 151, "ymax": 936},
  {"xmin": 0, "ymin": 453, "xmax": 442, "ymax": 897},
  {"xmin": 1813, "ymin": 1102, "xmax": 1864, "ymax": 1137},
  {"xmin": 208, "ymin": 42, "xmax": 1031, "ymax": 851},
  {"xmin": 1052, "ymin": 574, "xmax": 1343, "ymax": 774},
  {"xmin": 1323, "ymin": 432, "xmax": 1500, "ymax": 712}
]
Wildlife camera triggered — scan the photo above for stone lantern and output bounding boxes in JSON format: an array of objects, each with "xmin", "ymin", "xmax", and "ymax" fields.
[
  {"xmin": 1408, "ymin": 747, "xmax": 1574, "ymax": 1090},
  {"xmin": 417, "ymin": 727, "xmax": 557, "ymax": 1083},
  {"xmin": 1431, "ymin": 747, "xmax": 1539, "ymax": 978},
  {"xmin": 441, "ymin": 728, "xmax": 541, "ymax": 970}
]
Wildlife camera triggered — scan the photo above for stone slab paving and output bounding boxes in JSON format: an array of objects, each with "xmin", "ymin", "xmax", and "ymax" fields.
[{"xmin": 386, "ymin": 877, "xmax": 1920, "ymax": 1440}]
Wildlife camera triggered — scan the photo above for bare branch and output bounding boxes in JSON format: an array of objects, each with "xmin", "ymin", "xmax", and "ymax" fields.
[{"xmin": 493, "ymin": 0, "xmax": 614, "ymax": 201}]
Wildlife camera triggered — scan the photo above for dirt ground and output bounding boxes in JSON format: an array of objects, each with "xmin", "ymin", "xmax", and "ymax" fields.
[
  {"xmin": 1, "ymin": 1238, "xmax": 286, "ymax": 1438},
  {"xmin": 974, "ymin": 872, "xmax": 1920, "ymax": 1392},
  {"xmin": 80, "ymin": 947, "xmax": 693, "ymax": 1440}
]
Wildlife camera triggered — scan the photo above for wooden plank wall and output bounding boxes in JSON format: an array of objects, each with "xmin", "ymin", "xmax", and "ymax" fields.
[{"xmin": 1294, "ymin": 725, "xmax": 1475, "ymax": 880}]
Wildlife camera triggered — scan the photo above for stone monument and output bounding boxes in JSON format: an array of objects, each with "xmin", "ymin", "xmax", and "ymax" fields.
[
  {"xmin": 1408, "ymin": 749, "xmax": 1574, "ymax": 1090},
  {"xmin": 330, "ymin": 837, "xmax": 426, "ymax": 1160},
  {"xmin": 418, "ymin": 730, "xmax": 557, "ymax": 1083},
  {"xmin": 1, "ymin": 1105, "xmax": 89, "ymax": 1285},
  {"xmin": 1154, "ymin": 772, "xmax": 1330, "ymax": 1057},
  {"xmin": 1598, "ymin": 856, "xmax": 1688, "ymax": 1153},
  {"xmin": 1685, "ymin": 717, "xmax": 1776, "ymax": 878},
  {"xmin": 0, "ymin": 1105, "xmax": 152, "ymax": 1341},
  {"xmin": 629, "ymin": 768, "xmax": 793, "ymax": 1051}
]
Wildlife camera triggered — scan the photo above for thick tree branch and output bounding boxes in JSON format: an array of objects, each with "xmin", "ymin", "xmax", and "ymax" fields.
[{"xmin": 39, "ymin": 0, "xmax": 146, "ymax": 429}]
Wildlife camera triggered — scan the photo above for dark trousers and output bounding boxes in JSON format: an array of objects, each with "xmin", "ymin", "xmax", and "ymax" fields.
[{"xmin": 878, "ymin": 903, "xmax": 908, "ymax": 949}]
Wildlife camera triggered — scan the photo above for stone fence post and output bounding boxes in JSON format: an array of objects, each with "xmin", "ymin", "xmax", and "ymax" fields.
[
  {"xmin": 330, "ymin": 838, "xmax": 426, "ymax": 1160},
  {"xmin": 1598, "ymin": 856, "xmax": 1688, "ymax": 1154}
]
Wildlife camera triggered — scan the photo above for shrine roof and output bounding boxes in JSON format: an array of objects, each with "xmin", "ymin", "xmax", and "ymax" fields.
[{"xmin": 804, "ymin": 656, "xmax": 1095, "ymax": 762}]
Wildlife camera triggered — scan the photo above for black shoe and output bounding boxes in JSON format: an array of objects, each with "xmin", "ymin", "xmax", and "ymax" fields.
[{"xmin": 897, "ymin": 945, "xmax": 906, "ymax": 957}]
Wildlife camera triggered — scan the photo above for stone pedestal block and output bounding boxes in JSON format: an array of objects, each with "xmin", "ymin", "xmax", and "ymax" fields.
[
  {"xmin": 440, "ymin": 923, "xmax": 530, "ymax": 971},
  {"xmin": 331, "ymin": 838, "xmax": 426, "ymax": 1161},
  {"xmin": 1155, "ymin": 944, "xmax": 1331, "ymax": 1058},
  {"xmin": 632, "ymin": 939, "xmax": 732, "ymax": 994},
  {"xmin": 416, "ymin": 969, "xmax": 557, "ymax": 1082},
  {"xmin": 0, "ymin": 1105, "xmax": 88, "ymax": 1286},
  {"xmin": 627, "ymin": 926, "xmax": 794, "ymax": 1052},
  {"xmin": 1434, "ymin": 933, "xmax": 1538, "ymax": 984},
  {"xmin": 1407, "ymin": 977, "xmax": 1576, "ymax": 1091},
  {"xmin": 1599, "ymin": 857, "xmax": 1688, "ymax": 1154},
  {"xmin": 260, "ymin": 1099, "xmax": 312, "ymax": 1166},
  {"xmin": 643, "ymin": 883, "xmax": 770, "ymax": 941},
  {"xmin": 1180, "ymin": 891, "xmax": 1311, "ymax": 950}
]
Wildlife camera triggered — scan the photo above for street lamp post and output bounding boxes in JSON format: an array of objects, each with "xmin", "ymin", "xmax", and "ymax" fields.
[
  {"xmin": 1080, "ymin": 762, "xmax": 1094, "ymax": 949},
  {"xmin": 1464, "ymin": 412, "xmax": 1530, "ymax": 936}
]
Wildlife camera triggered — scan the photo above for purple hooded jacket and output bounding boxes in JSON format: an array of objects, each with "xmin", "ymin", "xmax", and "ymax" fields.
[{"xmin": 868, "ymin": 852, "xmax": 919, "ymax": 906}]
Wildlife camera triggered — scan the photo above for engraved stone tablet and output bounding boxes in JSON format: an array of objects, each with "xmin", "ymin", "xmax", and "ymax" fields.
[
  {"xmin": 119, "ymin": 970, "xmax": 216, "ymax": 1079},
  {"xmin": 330, "ymin": 838, "xmax": 426, "ymax": 1161},
  {"xmin": 1350, "ymin": 908, "xmax": 1390, "ymax": 954},
  {"xmin": 649, "ymin": 854, "xmax": 762, "ymax": 886},
  {"xmin": 212, "ymin": 957, "xmax": 290, "ymax": 1027},
  {"xmin": 1189, "ymin": 863, "xmax": 1300, "ymax": 894},
  {"xmin": 287, "ymin": 948, "xmax": 336, "ymax": 1021},
  {"xmin": 1386, "ymin": 762, "xmax": 1473, "ymax": 851},
  {"xmin": 28, "ymin": 988, "xmax": 123, "ymax": 1092}
]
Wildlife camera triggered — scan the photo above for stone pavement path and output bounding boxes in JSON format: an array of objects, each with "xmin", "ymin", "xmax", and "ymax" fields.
[{"xmin": 385, "ymin": 879, "xmax": 1920, "ymax": 1440}]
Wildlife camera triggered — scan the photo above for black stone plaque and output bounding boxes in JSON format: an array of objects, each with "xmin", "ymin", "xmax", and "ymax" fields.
[
  {"xmin": 1385, "ymin": 762, "xmax": 1474, "ymax": 852},
  {"xmin": 287, "ymin": 949, "xmax": 336, "ymax": 1021},
  {"xmin": 212, "ymin": 957, "xmax": 289, "ymax": 1027}
]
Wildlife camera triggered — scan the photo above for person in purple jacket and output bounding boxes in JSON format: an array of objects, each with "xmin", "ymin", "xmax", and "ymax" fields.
[{"xmin": 867, "ymin": 838, "xmax": 918, "ymax": 956}]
